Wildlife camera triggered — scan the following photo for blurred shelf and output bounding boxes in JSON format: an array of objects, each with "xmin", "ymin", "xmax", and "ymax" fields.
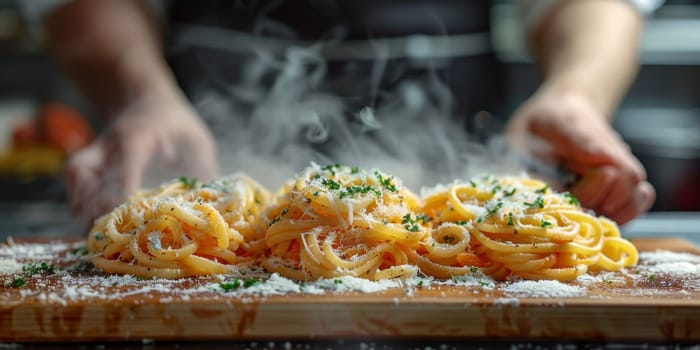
[{"xmin": 492, "ymin": 4, "xmax": 700, "ymax": 66}]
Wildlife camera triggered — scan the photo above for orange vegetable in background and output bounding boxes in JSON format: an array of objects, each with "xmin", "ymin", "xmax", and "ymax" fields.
[
  {"xmin": 38, "ymin": 102, "xmax": 94, "ymax": 154},
  {"xmin": 11, "ymin": 121, "xmax": 40, "ymax": 149}
]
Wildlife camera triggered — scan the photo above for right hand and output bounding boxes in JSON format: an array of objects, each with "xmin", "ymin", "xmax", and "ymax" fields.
[
  {"xmin": 65, "ymin": 96, "xmax": 219, "ymax": 223},
  {"xmin": 507, "ymin": 88, "xmax": 655, "ymax": 225}
]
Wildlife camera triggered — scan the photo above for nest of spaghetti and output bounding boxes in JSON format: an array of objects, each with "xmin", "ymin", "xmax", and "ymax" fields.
[
  {"xmin": 420, "ymin": 176, "xmax": 638, "ymax": 281},
  {"xmin": 87, "ymin": 175, "xmax": 270, "ymax": 278},
  {"xmin": 261, "ymin": 164, "xmax": 428, "ymax": 280}
]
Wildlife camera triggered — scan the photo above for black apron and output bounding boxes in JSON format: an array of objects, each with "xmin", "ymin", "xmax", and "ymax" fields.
[{"xmin": 163, "ymin": 0, "xmax": 506, "ymax": 187}]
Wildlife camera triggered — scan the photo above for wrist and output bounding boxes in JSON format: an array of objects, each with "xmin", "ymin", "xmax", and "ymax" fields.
[{"xmin": 536, "ymin": 73, "xmax": 610, "ymax": 119}]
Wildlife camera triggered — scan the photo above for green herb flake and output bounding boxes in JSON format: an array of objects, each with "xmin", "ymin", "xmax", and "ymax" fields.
[
  {"xmin": 321, "ymin": 164, "xmax": 341, "ymax": 176},
  {"xmin": 333, "ymin": 279, "xmax": 343, "ymax": 285},
  {"xmin": 220, "ymin": 280, "xmax": 241, "ymax": 292},
  {"xmin": 340, "ymin": 185, "xmax": 381, "ymax": 199},
  {"xmin": 454, "ymin": 221, "xmax": 469, "ymax": 225},
  {"xmin": 416, "ymin": 214, "xmax": 431, "ymax": 224},
  {"xmin": 94, "ymin": 233, "xmax": 103, "ymax": 241},
  {"xmin": 270, "ymin": 208, "xmax": 290, "ymax": 225},
  {"xmin": 507, "ymin": 213, "xmax": 514, "ymax": 226},
  {"xmin": 503, "ymin": 188, "xmax": 516, "ymax": 197},
  {"xmin": 350, "ymin": 166, "xmax": 359, "ymax": 174},
  {"xmin": 491, "ymin": 185, "xmax": 502, "ymax": 194},
  {"xmin": 11, "ymin": 276, "xmax": 26, "ymax": 288},
  {"xmin": 178, "ymin": 176, "xmax": 198, "ymax": 189},
  {"xmin": 525, "ymin": 196, "xmax": 545, "ymax": 209},
  {"xmin": 535, "ymin": 184, "xmax": 549, "ymax": 194},
  {"xmin": 470, "ymin": 267, "xmax": 479, "ymax": 273},
  {"xmin": 649, "ymin": 274, "xmax": 656, "ymax": 282},
  {"xmin": 540, "ymin": 220, "xmax": 552, "ymax": 228},
  {"xmin": 469, "ymin": 180, "xmax": 477, "ymax": 188},
  {"xmin": 243, "ymin": 278, "xmax": 259, "ymax": 288},
  {"xmin": 71, "ymin": 246, "xmax": 89, "ymax": 256},
  {"xmin": 485, "ymin": 202, "xmax": 504, "ymax": 217},
  {"xmin": 401, "ymin": 214, "xmax": 420, "ymax": 232},
  {"xmin": 321, "ymin": 178, "xmax": 341, "ymax": 191},
  {"xmin": 375, "ymin": 171, "xmax": 397, "ymax": 193},
  {"xmin": 564, "ymin": 192, "xmax": 580, "ymax": 206},
  {"xmin": 22, "ymin": 262, "xmax": 55, "ymax": 276}
]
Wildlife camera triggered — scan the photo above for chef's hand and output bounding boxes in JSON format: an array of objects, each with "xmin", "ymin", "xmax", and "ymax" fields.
[
  {"xmin": 506, "ymin": 88, "xmax": 655, "ymax": 225},
  {"xmin": 65, "ymin": 95, "xmax": 218, "ymax": 223}
]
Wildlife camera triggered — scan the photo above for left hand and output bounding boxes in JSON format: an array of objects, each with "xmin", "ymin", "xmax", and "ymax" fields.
[{"xmin": 506, "ymin": 88, "xmax": 655, "ymax": 225}]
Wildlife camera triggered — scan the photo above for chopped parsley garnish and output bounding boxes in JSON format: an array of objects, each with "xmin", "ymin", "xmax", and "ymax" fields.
[
  {"xmin": 417, "ymin": 280, "xmax": 424, "ymax": 287},
  {"xmin": 535, "ymin": 184, "xmax": 549, "ymax": 194},
  {"xmin": 333, "ymin": 279, "xmax": 343, "ymax": 285},
  {"xmin": 648, "ymin": 274, "xmax": 656, "ymax": 282},
  {"xmin": 486, "ymin": 202, "xmax": 503, "ymax": 216},
  {"xmin": 94, "ymin": 232, "xmax": 103, "ymax": 241},
  {"xmin": 469, "ymin": 180, "xmax": 477, "ymax": 188},
  {"xmin": 339, "ymin": 185, "xmax": 381, "ymax": 199},
  {"xmin": 479, "ymin": 201, "xmax": 504, "ymax": 223},
  {"xmin": 564, "ymin": 192, "xmax": 580, "ymax": 206},
  {"xmin": 243, "ymin": 277, "xmax": 260, "ymax": 288},
  {"xmin": 375, "ymin": 171, "xmax": 397, "ymax": 193},
  {"xmin": 454, "ymin": 221, "xmax": 469, "ymax": 225},
  {"xmin": 322, "ymin": 164, "xmax": 341, "ymax": 175},
  {"xmin": 321, "ymin": 178, "xmax": 341, "ymax": 191},
  {"xmin": 401, "ymin": 214, "xmax": 423, "ymax": 232},
  {"xmin": 416, "ymin": 214, "xmax": 431, "ymax": 224},
  {"xmin": 540, "ymin": 220, "xmax": 552, "ymax": 228},
  {"xmin": 312, "ymin": 191, "xmax": 319, "ymax": 197},
  {"xmin": 220, "ymin": 280, "xmax": 241, "ymax": 292},
  {"xmin": 220, "ymin": 278, "xmax": 259, "ymax": 290},
  {"xmin": 11, "ymin": 276, "xmax": 26, "ymax": 288},
  {"xmin": 22, "ymin": 262, "xmax": 55, "ymax": 276},
  {"xmin": 71, "ymin": 246, "xmax": 89, "ymax": 256},
  {"xmin": 178, "ymin": 176, "xmax": 198, "ymax": 189},
  {"xmin": 524, "ymin": 196, "xmax": 545, "ymax": 209},
  {"xmin": 491, "ymin": 185, "xmax": 502, "ymax": 194},
  {"xmin": 270, "ymin": 208, "xmax": 289, "ymax": 225},
  {"xmin": 507, "ymin": 213, "xmax": 514, "ymax": 226},
  {"xmin": 470, "ymin": 267, "xmax": 479, "ymax": 273},
  {"xmin": 350, "ymin": 166, "xmax": 360, "ymax": 174},
  {"xmin": 503, "ymin": 188, "xmax": 516, "ymax": 197}
]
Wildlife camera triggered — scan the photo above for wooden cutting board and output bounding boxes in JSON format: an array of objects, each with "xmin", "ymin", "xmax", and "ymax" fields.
[{"xmin": 1, "ymin": 237, "xmax": 700, "ymax": 342}]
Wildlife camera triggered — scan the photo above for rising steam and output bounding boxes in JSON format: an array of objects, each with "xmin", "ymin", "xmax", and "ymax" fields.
[{"xmin": 171, "ymin": 28, "xmax": 526, "ymax": 192}]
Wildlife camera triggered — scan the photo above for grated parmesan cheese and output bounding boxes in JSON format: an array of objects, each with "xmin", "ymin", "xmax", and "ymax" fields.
[{"xmin": 501, "ymin": 280, "xmax": 585, "ymax": 298}]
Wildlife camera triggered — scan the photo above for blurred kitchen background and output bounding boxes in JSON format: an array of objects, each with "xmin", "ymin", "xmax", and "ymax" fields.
[{"xmin": 0, "ymin": 0, "xmax": 698, "ymax": 239}]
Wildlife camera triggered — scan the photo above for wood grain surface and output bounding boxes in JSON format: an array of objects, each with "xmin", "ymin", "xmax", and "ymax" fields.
[{"xmin": 1, "ymin": 237, "xmax": 700, "ymax": 342}]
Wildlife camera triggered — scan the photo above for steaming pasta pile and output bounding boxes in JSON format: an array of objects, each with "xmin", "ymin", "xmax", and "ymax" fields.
[{"xmin": 87, "ymin": 164, "xmax": 638, "ymax": 281}]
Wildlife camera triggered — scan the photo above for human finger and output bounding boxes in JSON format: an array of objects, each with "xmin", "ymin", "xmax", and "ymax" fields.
[
  {"xmin": 65, "ymin": 141, "xmax": 105, "ymax": 218},
  {"xmin": 570, "ymin": 166, "xmax": 617, "ymax": 212},
  {"xmin": 608, "ymin": 181, "xmax": 656, "ymax": 225}
]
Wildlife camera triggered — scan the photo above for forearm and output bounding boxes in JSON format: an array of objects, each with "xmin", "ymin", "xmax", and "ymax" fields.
[
  {"xmin": 529, "ymin": 0, "xmax": 642, "ymax": 118},
  {"xmin": 45, "ymin": 0, "xmax": 179, "ymax": 118}
]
